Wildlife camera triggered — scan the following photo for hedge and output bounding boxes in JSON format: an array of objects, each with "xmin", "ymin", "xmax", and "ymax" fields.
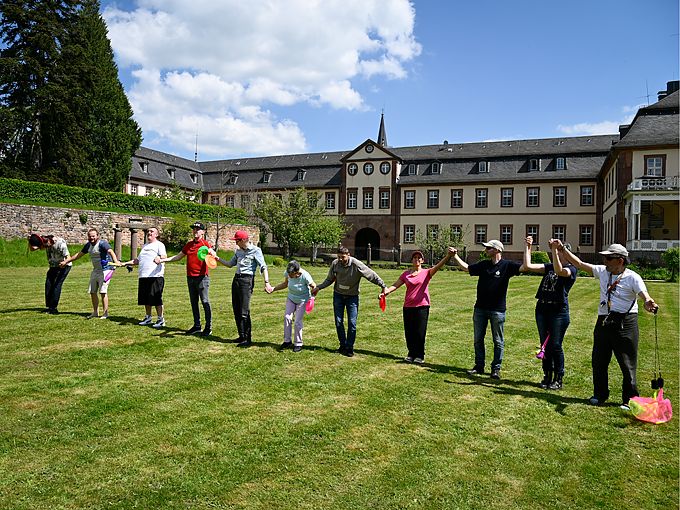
[{"xmin": 0, "ymin": 177, "xmax": 246, "ymax": 223}]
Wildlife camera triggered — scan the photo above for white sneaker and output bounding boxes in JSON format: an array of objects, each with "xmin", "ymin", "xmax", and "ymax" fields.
[
  {"xmin": 100, "ymin": 313, "xmax": 109, "ymax": 320},
  {"xmin": 152, "ymin": 317, "xmax": 165, "ymax": 329},
  {"xmin": 138, "ymin": 316, "xmax": 153, "ymax": 326}
]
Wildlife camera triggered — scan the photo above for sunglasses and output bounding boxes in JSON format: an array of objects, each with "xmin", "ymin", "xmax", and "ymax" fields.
[{"xmin": 484, "ymin": 246, "xmax": 495, "ymax": 251}]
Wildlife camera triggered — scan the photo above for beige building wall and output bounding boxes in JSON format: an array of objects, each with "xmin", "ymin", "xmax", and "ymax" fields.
[
  {"xmin": 344, "ymin": 144, "xmax": 395, "ymax": 217},
  {"xmin": 631, "ymin": 149, "xmax": 679, "ymax": 179}
]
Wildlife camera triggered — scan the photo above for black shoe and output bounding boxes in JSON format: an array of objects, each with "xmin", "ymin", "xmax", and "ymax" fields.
[
  {"xmin": 548, "ymin": 375, "xmax": 563, "ymax": 390},
  {"xmin": 47, "ymin": 309, "xmax": 59, "ymax": 315},
  {"xmin": 466, "ymin": 366, "xmax": 484, "ymax": 376},
  {"xmin": 237, "ymin": 340, "xmax": 253, "ymax": 348},
  {"xmin": 293, "ymin": 345, "xmax": 302, "ymax": 353},
  {"xmin": 539, "ymin": 371, "xmax": 552, "ymax": 389},
  {"xmin": 337, "ymin": 346, "xmax": 347, "ymax": 355},
  {"xmin": 186, "ymin": 325, "xmax": 202, "ymax": 335},
  {"xmin": 490, "ymin": 369, "xmax": 501, "ymax": 380},
  {"xmin": 343, "ymin": 349, "xmax": 354, "ymax": 357},
  {"xmin": 279, "ymin": 342, "xmax": 293, "ymax": 350},
  {"xmin": 201, "ymin": 327, "xmax": 212, "ymax": 337}
]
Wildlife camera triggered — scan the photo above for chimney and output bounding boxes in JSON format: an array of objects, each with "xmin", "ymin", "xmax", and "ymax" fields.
[{"xmin": 657, "ymin": 80, "xmax": 679, "ymax": 101}]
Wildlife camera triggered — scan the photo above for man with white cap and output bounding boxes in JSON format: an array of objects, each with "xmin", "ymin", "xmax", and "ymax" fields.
[
  {"xmin": 451, "ymin": 240, "xmax": 523, "ymax": 379},
  {"xmin": 211, "ymin": 230, "xmax": 273, "ymax": 347},
  {"xmin": 558, "ymin": 242, "xmax": 658, "ymax": 410}
]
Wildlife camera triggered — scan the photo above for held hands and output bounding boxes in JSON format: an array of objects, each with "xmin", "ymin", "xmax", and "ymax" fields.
[
  {"xmin": 446, "ymin": 246, "xmax": 456, "ymax": 258},
  {"xmin": 311, "ymin": 287, "xmax": 319, "ymax": 297},
  {"xmin": 525, "ymin": 236, "xmax": 533, "ymax": 247},
  {"xmin": 208, "ymin": 248, "xmax": 217, "ymax": 257},
  {"xmin": 153, "ymin": 256, "xmax": 162, "ymax": 265},
  {"xmin": 265, "ymin": 282, "xmax": 274, "ymax": 294}
]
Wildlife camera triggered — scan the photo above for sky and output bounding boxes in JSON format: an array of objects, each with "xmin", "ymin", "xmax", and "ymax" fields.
[{"xmin": 100, "ymin": 0, "xmax": 679, "ymax": 161}]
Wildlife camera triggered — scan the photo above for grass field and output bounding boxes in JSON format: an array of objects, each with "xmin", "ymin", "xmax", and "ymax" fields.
[{"xmin": 0, "ymin": 262, "xmax": 677, "ymax": 509}]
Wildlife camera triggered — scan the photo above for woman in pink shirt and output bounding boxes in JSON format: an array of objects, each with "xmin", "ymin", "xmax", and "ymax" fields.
[{"xmin": 381, "ymin": 247, "xmax": 455, "ymax": 364}]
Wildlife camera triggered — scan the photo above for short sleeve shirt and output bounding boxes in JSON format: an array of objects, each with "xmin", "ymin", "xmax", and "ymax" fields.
[
  {"xmin": 182, "ymin": 239, "xmax": 212, "ymax": 277},
  {"xmin": 468, "ymin": 258, "xmax": 521, "ymax": 312},
  {"xmin": 400, "ymin": 269, "xmax": 433, "ymax": 308},
  {"xmin": 286, "ymin": 268, "xmax": 315, "ymax": 304},
  {"xmin": 534, "ymin": 263, "xmax": 577, "ymax": 306},
  {"xmin": 137, "ymin": 240, "xmax": 167, "ymax": 278},
  {"xmin": 81, "ymin": 239, "xmax": 113, "ymax": 272},
  {"xmin": 592, "ymin": 265, "xmax": 646, "ymax": 315}
]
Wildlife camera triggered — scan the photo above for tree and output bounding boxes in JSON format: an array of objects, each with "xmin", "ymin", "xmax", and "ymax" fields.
[
  {"xmin": 414, "ymin": 223, "xmax": 468, "ymax": 262},
  {"xmin": 661, "ymin": 247, "xmax": 679, "ymax": 282},
  {"xmin": 254, "ymin": 188, "xmax": 347, "ymax": 260}
]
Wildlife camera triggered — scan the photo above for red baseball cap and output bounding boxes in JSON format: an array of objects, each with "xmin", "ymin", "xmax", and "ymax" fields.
[{"xmin": 231, "ymin": 230, "xmax": 249, "ymax": 241}]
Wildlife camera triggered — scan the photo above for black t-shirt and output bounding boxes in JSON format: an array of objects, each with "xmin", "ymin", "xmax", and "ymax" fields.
[
  {"xmin": 469, "ymin": 258, "xmax": 522, "ymax": 312},
  {"xmin": 534, "ymin": 263, "xmax": 577, "ymax": 306}
]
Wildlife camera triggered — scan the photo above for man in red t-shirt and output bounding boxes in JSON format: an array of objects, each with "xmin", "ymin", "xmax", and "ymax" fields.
[{"xmin": 157, "ymin": 221, "xmax": 213, "ymax": 336}]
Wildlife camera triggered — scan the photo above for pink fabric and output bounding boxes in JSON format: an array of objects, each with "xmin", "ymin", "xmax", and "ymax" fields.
[{"xmin": 400, "ymin": 269, "xmax": 433, "ymax": 308}]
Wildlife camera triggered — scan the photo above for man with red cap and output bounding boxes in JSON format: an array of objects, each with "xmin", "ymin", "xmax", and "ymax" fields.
[{"xmin": 211, "ymin": 230, "xmax": 273, "ymax": 347}]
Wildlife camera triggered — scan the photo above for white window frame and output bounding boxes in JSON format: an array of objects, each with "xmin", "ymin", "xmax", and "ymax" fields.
[
  {"xmin": 379, "ymin": 190, "xmax": 390, "ymax": 209},
  {"xmin": 404, "ymin": 190, "xmax": 415, "ymax": 209},
  {"xmin": 325, "ymin": 192, "xmax": 335, "ymax": 210},
  {"xmin": 347, "ymin": 191, "xmax": 357, "ymax": 209},
  {"xmin": 363, "ymin": 190, "xmax": 373, "ymax": 209}
]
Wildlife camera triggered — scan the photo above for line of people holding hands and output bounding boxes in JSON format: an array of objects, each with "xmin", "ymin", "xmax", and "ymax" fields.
[{"xmin": 30, "ymin": 220, "xmax": 658, "ymax": 411}]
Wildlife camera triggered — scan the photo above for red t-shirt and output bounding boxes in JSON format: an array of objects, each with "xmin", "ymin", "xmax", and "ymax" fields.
[{"xmin": 182, "ymin": 239, "xmax": 212, "ymax": 276}]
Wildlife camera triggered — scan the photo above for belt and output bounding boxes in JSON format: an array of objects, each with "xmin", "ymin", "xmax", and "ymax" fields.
[{"xmin": 235, "ymin": 273, "xmax": 254, "ymax": 278}]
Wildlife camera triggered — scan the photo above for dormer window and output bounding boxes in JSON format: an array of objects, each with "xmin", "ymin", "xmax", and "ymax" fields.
[
  {"xmin": 138, "ymin": 161, "xmax": 148, "ymax": 173},
  {"xmin": 227, "ymin": 172, "xmax": 238, "ymax": 185},
  {"xmin": 263, "ymin": 171, "xmax": 272, "ymax": 183},
  {"xmin": 297, "ymin": 169, "xmax": 306, "ymax": 181},
  {"xmin": 431, "ymin": 162, "xmax": 441, "ymax": 174},
  {"xmin": 479, "ymin": 161, "xmax": 489, "ymax": 173},
  {"xmin": 166, "ymin": 168, "xmax": 175, "ymax": 179},
  {"xmin": 408, "ymin": 163, "xmax": 417, "ymax": 175},
  {"xmin": 555, "ymin": 157, "xmax": 566, "ymax": 170},
  {"xmin": 529, "ymin": 159, "xmax": 540, "ymax": 172},
  {"xmin": 190, "ymin": 173, "xmax": 198, "ymax": 184}
]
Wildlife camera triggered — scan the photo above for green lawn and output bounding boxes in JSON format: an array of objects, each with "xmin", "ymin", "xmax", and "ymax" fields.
[{"xmin": 0, "ymin": 264, "xmax": 677, "ymax": 510}]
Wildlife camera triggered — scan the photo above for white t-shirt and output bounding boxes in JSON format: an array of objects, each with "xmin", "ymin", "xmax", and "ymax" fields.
[
  {"xmin": 592, "ymin": 265, "xmax": 647, "ymax": 315},
  {"xmin": 137, "ymin": 240, "xmax": 167, "ymax": 278}
]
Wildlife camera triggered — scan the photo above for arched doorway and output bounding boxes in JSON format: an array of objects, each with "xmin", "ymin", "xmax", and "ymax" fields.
[{"xmin": 355, "ymin": 228, "xmax": 380, "ymax": 261}]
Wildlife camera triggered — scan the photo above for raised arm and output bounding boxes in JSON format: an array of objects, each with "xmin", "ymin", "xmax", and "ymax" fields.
[
  {"xmin": 559, "ymin": 241, "xmax": 594, "ymax": 276},
  {"xmin": 451, "ymin": 247, "xmax": 469, "ymax": 272},
  {"xmin": 429, "ymin": 247, "xmax": 454, "ymax": 277},
  {"xmin": 550, "ymin": 239, "xmax": 571, "ymax": 277},
  {"xmin": 520, "ymin": 236, "xmax": 545, "ymax": 273}
]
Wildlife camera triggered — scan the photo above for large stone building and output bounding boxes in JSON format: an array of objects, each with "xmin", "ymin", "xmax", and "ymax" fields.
[{"xmin": 126, "ymin": 81, "xmax": 679, "ymax": 261}]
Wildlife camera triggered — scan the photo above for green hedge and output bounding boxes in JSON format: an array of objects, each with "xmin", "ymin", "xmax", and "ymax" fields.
[{"xmin": 0, "ymin": 177, "xmax": 246, "ymax": 223}]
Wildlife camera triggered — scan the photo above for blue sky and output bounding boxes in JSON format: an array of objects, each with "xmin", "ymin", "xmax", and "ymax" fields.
[{"xmin": 101, "ymin": 0, "xmax": 679, "ymax": 161}]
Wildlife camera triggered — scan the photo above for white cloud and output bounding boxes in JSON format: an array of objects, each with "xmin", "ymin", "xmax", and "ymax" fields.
[
  {"xmin": 103, "ymin": 0, "xmax": 421, "ymax": 157},
  {"xmin": 556, "ymin": 106, "xmax": 642, "ymax": 136}
]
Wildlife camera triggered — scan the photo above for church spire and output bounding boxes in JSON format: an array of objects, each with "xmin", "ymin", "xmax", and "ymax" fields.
[{"xmin": 377, "ymin": 111, "xmax": 387, "ymax": 147}]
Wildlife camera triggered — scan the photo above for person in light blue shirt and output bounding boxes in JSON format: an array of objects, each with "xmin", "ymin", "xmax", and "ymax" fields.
[
  {"xmin": 211, "ymin": 230, "xmax": 273, "ymax": 347},
  {"xmin": 269, "ymin": 260, "xmax": 316, "ymax": 352}
]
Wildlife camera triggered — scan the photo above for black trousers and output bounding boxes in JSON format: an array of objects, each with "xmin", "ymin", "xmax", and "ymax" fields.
[
  {"xmin": 232, "ymin": 275, "xmax": 255, "ymax": 341},
  {"xmin": 592, "ymin": 314, "xmax": 639, "ymax": 404},
  {"xmin": 45, "ymin": 265, "xmax": 71, "ymax": 311},
  {"xmin": 187, "ymin": 276, "xmax": 211, "ymax": 328},
  {"xmin": 403, "ymin": 306, "xmax": 430, "ymax": 359}
]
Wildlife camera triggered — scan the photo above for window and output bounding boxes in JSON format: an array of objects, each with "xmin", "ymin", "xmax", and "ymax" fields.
[
  {"xmin": 241, "ymin": 194, "xmax": 250, "ymax": 208},
  {"xmin": 475, "ymin": 188, "xmax": 488, "ymax": 208},
  {"xmin": 404, "ymin": 190, "xmax": 415, "ymax": 209},
  {"xmin": 379, "ymin": 190, "xmax": 390, "ymax": 209},
  {"xmin": 130, "ymin": 183, "xmax": 138, "ymax": 195},
  {"xmin": 404, "ymin": 225, "xmax": 415, "ymax": 244},
  {"xmin": 226, "ymin": 195, "xmax": 235, "ymax": 208},
  {"xmin": 644, "ymin": 155, "xmax": 665, "ymax": 177},
  {"xmin": 451, "ymin": 189, "xmax": 463, "ymax": 208},
  {"xmin": 210, "ymin": 196, "xmax": 219, "ymax": 205},
  {"xmin": 431, "ymin": 162, "xmax": 441, "ymax": 174},
  {"xmin": 501, "ymin": 188, "xmax": 513, "ymax": 207},
  {"xmin": 363, "ymin": 162, "xmax": 374, "ymax": 175},
  {"xmin": 450, "ymin": 224, "xmax": 462, "ymax": 240},
  {"xmin": 363, "ymin": 189, "xmax": 373, "ymax": 209},
  {"xmin": 145, "ymin": 186, "xmax": 153, "ymax": 196},
  {"xmin": 527, "ymin": 187, "xmax": 540, "ymax": 207},
  {"xmin": 580, "ymin": 225, "xmax": 594, "ymax": 246},
  {"xmin": 348, "ymin": 163, "xmax": 358, "ymax": 176},
  {"xmin": 307, "ymin": 192, "xmax": 317, "ymax": 207},
  {"xmin": 190, "ymin": 173, "xmax": 198, "ymax": 184},
  {"xmin": 408, "ymin": 163, "xmax": 417, "ymax": 175},
  {"xmin": 553, "ymin": 186, "xmax": 567, "ymax": 207},
  {"xmin": 263, "ymin": 171, "xmax": 272, "ymax": 183},
  {"xmin": 552, "ymin": 225, "xmax": 566, "ymax": 242},
  {"xmin": 380, "ymin": 162, "xmax": 391, "ymax": 175},
  {"xmin": 526, "ymin": 225, "xmax": 539, "ymax": 245},
  {"xmin": 347, "ymin": 190, "xmax": 357, "ymax": 209},
  {"xmin": 479, "ymin": 161, "xmax": 488, "ymax": 173},
  {"xmin": 227, "ymin": 173, "xmax": 238, "ymax": 185},
  {"xmin": 325, "ymin": 192, "xmax": 335, "ymax": 210},
  {"xmin": 580, "ymin": 185, "xmax": 594, "ymax": 206},
  {"xmin": 427, "ymin": 190, "xmax": 439, "ymax": 208},
  {"xmin": 297, "ymin": 169, "xmax": 306, "ymax": 181},
  {"xmin": 475, "ymin": 225, "xmax": 487, "ymax": 244},
  {"xmin": 138, "ymin": 161, "xmax": 148, "ymax": 173},
  {"xmin": 556, "ymin": 157, "xmax": 566, "ymax": 170},
  {"xmin": 529, "ymin": 159, "xmax": 540, "ymax": 172},
  {"xmin": 166, "ymin": 168, "xmax": 175, "ymax": 179},
  {"xmin": 500, "ymin": 225, "xmax": 513, "ymax": 245},
  {"xmin": 427, "ymin": 224, "xmax": 439, "ymax": 240}
]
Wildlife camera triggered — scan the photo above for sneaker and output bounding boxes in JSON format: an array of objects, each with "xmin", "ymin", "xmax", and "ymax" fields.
[
  {"xmin": 186, "ymin": 325, "xmax": 202, "ymax": 335},
  {"xmin": 138, "ymin": 315, "xmax": 153, "ymax": 326},
  {"xmin": 279, "ymin": 342, "xmax": 293, "ymax": 350},
  {"xmin": 201, "ymin": 327, "xmax": 212, "ymax": 337},
  {"xmin": 588, "ymin": 396, "xmax": 605, "ymax": 406},
  {"xmin": 152, "ymin": 317, "xmax": 165, "ymax": 329},
  {"xmin": 100, "ymin": 313, "xmax": 109, "ymax": 320},
  {"xmin": 237, "ymin": 339, "xmax": 253, "ymax": 348},
  {"xmin": 413, "ymin": 357, "xmax": 424, "ymax": 364},
  {"xmin": 293, "ymin": 345, "xmax": 303, "ymax": 353},
  {"xmin": 86, "ymin": 313, "xmax": 99, "ymax": 319},
  {"xmin": 620, "ymin": 403, "xmax": 630, "ymax": 411},
  {"xmin": 403, "ymin": 356, "xmax": 414, "ymax": 363},
  {"xmin": 466, "ymin": 366, "xmax": 484, "ymax": 376},
  {"xmin": 548, "ymin": 379, "xmax": 563, "ymax": 390},
  {"xmin": 490, "ymin": 369, "xmax": 501, "ymax": 380}
]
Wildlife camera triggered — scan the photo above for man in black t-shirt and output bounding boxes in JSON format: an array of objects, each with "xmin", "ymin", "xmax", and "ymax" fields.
[{"xmin": 452, "ymin": 240, "xmax": 522, "ymax": 379}]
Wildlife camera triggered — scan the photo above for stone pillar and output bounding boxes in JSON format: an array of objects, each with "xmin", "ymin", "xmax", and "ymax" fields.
[
  {"xmin": 130, "ymin": 228, "xmax": 139, "ymax": 259},
  {"xmin": 397, "ymin": 243, "xmax": 402, "ymax": 265},
  {"xmin": 113, "ymin": 227, "xmax": 122, "ymax": 261},
  {"xmin": 367, "ymin": 243, "xmax": 372, "ymax": 265}
]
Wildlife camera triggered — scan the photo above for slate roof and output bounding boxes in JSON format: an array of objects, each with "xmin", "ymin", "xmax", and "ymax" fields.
[
  {"xmin": 131, "ymin": 147, "xmax": 202, "ymax": 190},
  {"xmin": 644, "ymin": 90, "xmax": 679, "ymax": 111},
  {"xmin": 614, "ymin": 113, "xmax": 679, "ymax": 148}
]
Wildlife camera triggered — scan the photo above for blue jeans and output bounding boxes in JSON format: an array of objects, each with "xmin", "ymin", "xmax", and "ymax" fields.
[
  {"xmin": 333, "ymin": 292, "xmax": 359, "ymax": 351},
  {"xmin": 535, "ymin": 304, "xmax": 570, "ymax": 376},
  {"xmin": 473, "ymin": 307, "xmax": 506, "ymax": 370}
]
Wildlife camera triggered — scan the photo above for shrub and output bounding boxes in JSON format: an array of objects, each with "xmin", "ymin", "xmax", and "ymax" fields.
[
  {"xmin": 161, "ymin": 218, "xmax": 192, "ymax": 252},
  {"xmin": 272, "ymin": 257, "xmax": 286, "ymax": 267},
  {"xmin": 661, "ymin": 247, "xmax": 679, "ymax": 282},
  {"xmin": 531, "ymin": 251, "xmax": 550, "ymax": 264}
]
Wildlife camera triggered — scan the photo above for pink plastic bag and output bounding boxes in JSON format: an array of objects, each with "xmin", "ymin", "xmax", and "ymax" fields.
[
  {"xmin": 103, "ymin": 268, "xmax": 115, "ymax": 283},
  {"xmin": 629, "ymin": 389, "xmax": 673, "ymax": 424},
  {"xmin": 305, "ymin": 296, "xmax": 315, "ymax": 314}
]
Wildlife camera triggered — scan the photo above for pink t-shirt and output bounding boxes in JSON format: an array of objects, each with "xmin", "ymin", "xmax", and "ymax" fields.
[{"xmin": 400, "ymin": 269, "xmax": 433, "ymax": 308}]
